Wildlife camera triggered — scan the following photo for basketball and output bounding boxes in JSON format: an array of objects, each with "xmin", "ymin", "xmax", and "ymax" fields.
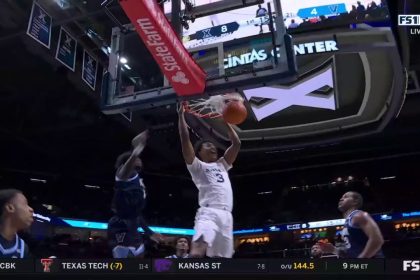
[{"xmin": 222, "ymin": 100, "xmax": 248, "ymax": 125}]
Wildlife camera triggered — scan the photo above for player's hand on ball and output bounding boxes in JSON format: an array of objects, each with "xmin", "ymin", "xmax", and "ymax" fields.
[{"xmin": 177, "ymin": 102, "xmax": 186, "ymax": 115}]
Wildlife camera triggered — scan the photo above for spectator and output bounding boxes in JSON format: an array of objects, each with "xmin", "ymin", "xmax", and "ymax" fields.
[
  {"xmin": 288, "ymin": 19, "xmax": 299, "ymax": 29},
  {"xmin": 166, "ymin": 237, "xmax": 190, "ymax": 258},
  {"xmin": 356, "ymin": 1, "xmax": 366, "ymax": 20},
  {"xmin": 380, "ymin": 0, "xmax": 387, "ymax": 8},
  {"xmin": 256, "ymin": 4, "xmax": 268, "ymax": 17},
  {"xmin": 311, "ymin": 243, "xmax": 338, "ymax": 258},
  {"xmin": 255, "ymin": 4, "xmax": 268, "ymax": 34},
  {"xmin": 367, "ymin": 1, "xmax": 381, "ymax": 18},
  {"xmin": 349, "ymin": 5, "xmax": 357, "ymax": 19}
]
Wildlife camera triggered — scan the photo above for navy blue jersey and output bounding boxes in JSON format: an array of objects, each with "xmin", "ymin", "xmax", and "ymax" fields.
[
  {"xmin": 0, "ymin": 234, "xmax": 28, "ymax": 258},
  {"xmin": 341, "ymin": 210, "xmax": 384, "ymax": 258},
  {"xmin": 112, "ymin": 173, "xmax": 146, "ymax": 219},
  {"xmin": 107, "ymin": 216, "xmax": 142, "ymax": 248},
  {"xmin": 109, "ymin": 172, "xmax": 154, "ymax": 253}
]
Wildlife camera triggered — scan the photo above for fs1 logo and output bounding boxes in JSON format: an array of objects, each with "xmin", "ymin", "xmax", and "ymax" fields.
[
  {"xmin": 398, "ymin": 15, "xmax": 420, "ymax": 26},
  {"xmin": 399, "ymin": 15, "xmax": 420, "ymax": 35},
  {"xmin": 403, "ymin": 260, "xmax": 420, "ymax": 271}
]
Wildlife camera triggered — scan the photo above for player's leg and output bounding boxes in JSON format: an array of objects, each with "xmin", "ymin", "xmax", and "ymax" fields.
[
  {"xmin": 206, "ymin": 231, "xmax": 234, "ymax": 258},
  {"xmin": 189, "ymin": 236, "xmax": 209, "ymax": 258},
  {"xmin": 206, "ymin": 210, "xmax": 234, "ymax": 258},
  {"xmin": 107, "ymin": 216, "xmax": 130, "ymax": 258},
  {"xmin": 107, "ymin": 215, "xmax": 143, "ymax": 258},
  {"xmin": 113, "ymin": 244, "xmax": 145, "ymax": 258},
  {"xmin": 190, "ymin": 209, "xmax": 219, "ymax": 258},
  {"xmin": 112, "ymin": 245, "xmax": 130, "ymax": 258}
]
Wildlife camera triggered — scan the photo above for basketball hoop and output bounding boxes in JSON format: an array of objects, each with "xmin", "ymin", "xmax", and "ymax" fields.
[{"xmin": 183, "ymin": 93, "xmax": 243, "ymax": 119}]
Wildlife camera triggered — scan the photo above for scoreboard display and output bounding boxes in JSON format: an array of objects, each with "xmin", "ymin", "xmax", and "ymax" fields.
[{"xmin": 182, "ymin": 0, "xmax": 389, "ymax": 49}]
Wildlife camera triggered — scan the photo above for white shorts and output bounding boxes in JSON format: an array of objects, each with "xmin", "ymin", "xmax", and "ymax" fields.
[{"xmin": 192, "ymin": 207, "xmax": 234, "ymax": 258}]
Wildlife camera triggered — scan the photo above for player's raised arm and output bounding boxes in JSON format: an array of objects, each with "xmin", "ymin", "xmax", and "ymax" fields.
[
  {"xmin": 136, "ymin": 215, "xmax": 165, "ymax": 244},
  {"xmin": 116, "ymin": 130, "xmax": 148, "ymax": 180},
  {"xmin": 353, "ymin": 211, "xmax": 384, "ymax": 258},
  {"xmin": 178, "ymin": 103, "xmax": 195, "ymax": 164},
  {"xmin": 223, "ymin": 123, "xmax": 241, "ymax": 166}
]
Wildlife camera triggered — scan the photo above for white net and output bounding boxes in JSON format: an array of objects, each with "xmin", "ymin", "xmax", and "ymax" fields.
[{"xmin": 184, "ymin": 93, "xmax": 243, "ymax": 118}]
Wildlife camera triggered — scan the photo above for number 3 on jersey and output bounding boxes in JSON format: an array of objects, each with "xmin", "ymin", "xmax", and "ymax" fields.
[{"xmin": 215, "ymin": 173, "xmax": 225, "ymax": 183}]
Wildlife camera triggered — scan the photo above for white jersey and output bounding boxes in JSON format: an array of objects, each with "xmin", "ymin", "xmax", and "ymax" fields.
[{"xmin": 187, "ymin": 157, "xmax": 233, "ymax": 212}]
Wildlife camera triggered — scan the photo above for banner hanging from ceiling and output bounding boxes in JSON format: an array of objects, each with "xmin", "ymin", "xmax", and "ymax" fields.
[
  {"xmin": 82, "ymin": 50, "xmax": 98, "ymax": 91},
  {"xmin": 55, "ymin": 27, "xmax": 77, "ymax": 71},
  {"xmin": 26, "ymin": 1, "xmax": 52, "ymax": 49}
]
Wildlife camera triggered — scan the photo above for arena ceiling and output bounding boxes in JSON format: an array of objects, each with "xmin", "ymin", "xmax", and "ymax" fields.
[{"xmin": 0, "ymin": 0, "xmax": 419, "ymax": 189}]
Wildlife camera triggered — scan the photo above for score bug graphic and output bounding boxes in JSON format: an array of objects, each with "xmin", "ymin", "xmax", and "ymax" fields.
[{"xmin": 40, "ymin": 259, "xmax": 54, "ymax": 273}]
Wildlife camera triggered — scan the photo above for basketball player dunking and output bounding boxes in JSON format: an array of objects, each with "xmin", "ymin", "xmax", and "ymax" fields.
[
  {"xmin": 0, "ymin": 189, "xmax": 34, "ymax": 258},
  {"xmin": 108, "ymin": 130, "xmax": 164, "ymax": 258},
  {"xmin": 319, "ymin": 191, "xmax": 384, "ymax": 258},
  {"xmin": 178, "ymin": 104, "xmax": 241, "ymax": 258}
]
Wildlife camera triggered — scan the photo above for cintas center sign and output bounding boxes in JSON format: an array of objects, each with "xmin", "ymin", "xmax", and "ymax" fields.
[
  {"xmin": 224, "ymin": 40, "xmax": 338, "ymax": 69},
  {"xmin": 119, "ymin": 0, "xmax": 206, "ymax": 97}
]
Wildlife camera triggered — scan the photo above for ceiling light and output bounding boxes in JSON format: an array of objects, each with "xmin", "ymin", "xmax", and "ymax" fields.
[
  {"xmin": 123, "ymin": 64, "xmax": 131, "ymax": 70},
  {"xmin": 84, "ymin": 185, "xmax": 101, "ymax": 189},
  {"xmin": 380, "ymin": 176, "xmax": 396, "ymax": 180},
  {"xmin": 42, "ymin": 204, "xmax": 53, "ymax": 210},
  {"xmin": 257, "ymin": 191, "xmax": 272, "ymax": 195},
  {"xmin": 120, "ymin": 57, "xmax": 128, "ymax": 64},
  {"xmin": 30, "ymin": 178, "xmax": 47, "ymax": 183}
]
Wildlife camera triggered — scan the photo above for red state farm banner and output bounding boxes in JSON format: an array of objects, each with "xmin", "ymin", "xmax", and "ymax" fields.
[{"xmin": 119, "ymin": 0, "xmax": 206, "ymax": 96}]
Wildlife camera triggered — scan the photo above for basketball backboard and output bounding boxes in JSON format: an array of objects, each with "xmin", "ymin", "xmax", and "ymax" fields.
[{"xmin": 101, "ymin": 0, "xmax": 297, "ymax": 114}]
